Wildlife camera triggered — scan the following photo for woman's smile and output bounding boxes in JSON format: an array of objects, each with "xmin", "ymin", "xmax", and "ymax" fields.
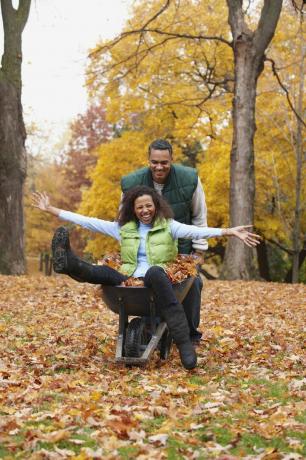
[{"xmin": 134, "ymin": 194, "xmax": 156, "ymax": 224}]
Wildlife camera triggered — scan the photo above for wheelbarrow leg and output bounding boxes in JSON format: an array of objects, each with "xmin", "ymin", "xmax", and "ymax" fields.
[
  {"xmin": 149, "ymin": 295, "xmax": 156, "ymax": 335},
  {"xmin": 141, "ymin": 322, "xmax": 167, "ymax": 361},
  {"xmin": 115, "ymin": 298, "xmax": 128, "ymax": 360}
]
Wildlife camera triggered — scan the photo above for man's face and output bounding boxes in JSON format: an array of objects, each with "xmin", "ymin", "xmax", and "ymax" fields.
[{"xmin": 149, "ymin": 149, "xmax": 172, "ymax": 184}]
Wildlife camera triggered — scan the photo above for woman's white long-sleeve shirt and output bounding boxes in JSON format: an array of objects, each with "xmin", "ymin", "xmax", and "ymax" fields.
[
  {"xmin": 59, "ymin": 211, "xmax": 222, "ymax": 277},
  {"xmin": 59, "ymin": 210, "xmax": 222, "ymax": 241}
]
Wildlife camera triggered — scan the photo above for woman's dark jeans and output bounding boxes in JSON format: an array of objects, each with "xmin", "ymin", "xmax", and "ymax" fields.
[
  {"xmin": 144, "ymin": 266, "xmax": 180, "ymax": 310},
  {"xmin": 84, "ymin": 264, "xmax": 128, "ymax": 285}
]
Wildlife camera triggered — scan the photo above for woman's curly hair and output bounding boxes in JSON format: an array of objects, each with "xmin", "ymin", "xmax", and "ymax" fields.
[{"xmin": 118, "ymin": 185, "xmax": 173, "ymax": 226}]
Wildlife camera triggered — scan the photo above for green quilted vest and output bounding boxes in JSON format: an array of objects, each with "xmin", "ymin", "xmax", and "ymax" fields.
[
  {"xmin": 119, "ymin": 219, "xmax": 178, "ymax": 276},
  {"xmin": 121, "ymin": 164, "xmax": 198, "ymax": 253}
]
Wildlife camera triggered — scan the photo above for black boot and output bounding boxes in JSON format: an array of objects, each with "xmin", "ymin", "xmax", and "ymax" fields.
[
  {"xmin": 51, "ymin": 227, "xmax": 70, "ymax": 274},
  {"xmin": 51, "ymin": 227, "xmax": 126, "ymax": 285},
  {"xmin": 162, "ymin": 303, "xmax": 197, "ymax": 370}
]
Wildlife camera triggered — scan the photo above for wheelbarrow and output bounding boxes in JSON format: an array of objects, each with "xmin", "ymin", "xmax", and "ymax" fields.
[{"xmin": 100, "ymin": 276, "xmax": 195, "ymax": 366}]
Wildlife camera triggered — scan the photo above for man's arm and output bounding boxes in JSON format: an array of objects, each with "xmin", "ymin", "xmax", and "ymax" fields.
[{"xmin": 191, "ymin": 178, "xmax": 208, "ymax": 251}]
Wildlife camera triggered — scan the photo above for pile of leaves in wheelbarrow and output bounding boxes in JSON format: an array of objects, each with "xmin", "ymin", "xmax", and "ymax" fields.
[{"xmin": 97, "ymin": 254, "xmax": 200, "ymax": 286}]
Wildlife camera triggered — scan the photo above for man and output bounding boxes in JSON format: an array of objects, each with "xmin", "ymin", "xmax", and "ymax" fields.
[{"xmin": 121, "ymin": 138, "xmax": 208, "ymax": 344}]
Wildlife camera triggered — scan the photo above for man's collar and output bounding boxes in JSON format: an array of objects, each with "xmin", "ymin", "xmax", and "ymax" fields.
[{"xmin": 148, "ymin": 165, "xmax": 173, "ymax": 187}]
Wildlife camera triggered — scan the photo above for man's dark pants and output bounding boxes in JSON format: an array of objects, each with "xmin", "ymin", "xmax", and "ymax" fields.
[{"xmin": 182, "ymin": 274, "xmax": 203, "ymax": 342}]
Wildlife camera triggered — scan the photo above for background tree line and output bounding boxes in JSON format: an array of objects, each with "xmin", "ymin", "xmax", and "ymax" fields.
[{"xmin": 1, "ymin": 0, "xmax": 305, "ymax": 282}]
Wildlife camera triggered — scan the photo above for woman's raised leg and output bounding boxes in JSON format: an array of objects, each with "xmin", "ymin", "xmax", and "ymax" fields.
[{"xmin": 51, "ymin": 227, "xmax": 127, "ymax": 285}]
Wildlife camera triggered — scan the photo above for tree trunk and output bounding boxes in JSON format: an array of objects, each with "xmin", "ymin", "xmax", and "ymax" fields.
[
  {"xmin": 291, "ymin": 19, "xmax": 305, "ymax": 283},
  {"xmin": 256, "ymin": 239, "xmax": 271, "ymax": 281},
  {"xmin": 221, "ymin": 40, "xmax": 258, "ymax": 279},
  {"xmin": 0, "ymin": 75, "xmax": 26, "ymax": 273},
  {"xmin": 221, "ymin": 0, "xmax": 283, "ymax": 279},
  {"xmin": 285, "ymin": 248, "xmax": 306, "ymax": 283},
  {"xmin": 0, "ymin": 0, "xmax": 31, "ymax": 274}
]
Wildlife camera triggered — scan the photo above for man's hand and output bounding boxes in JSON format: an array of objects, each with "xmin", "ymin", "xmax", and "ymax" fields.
[{"xmin": 192, "ymin": 251, "xmax": 204, "ymax": 265}]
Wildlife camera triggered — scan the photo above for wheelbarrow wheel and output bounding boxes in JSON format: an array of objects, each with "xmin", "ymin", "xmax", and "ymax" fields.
[
  {"xmin": 124, "ymin": 317, "xmax": 150, "ymax": 357},
  {"xmin": 159, "ymin": 327, "xmax": 172, "ymax": 360}
]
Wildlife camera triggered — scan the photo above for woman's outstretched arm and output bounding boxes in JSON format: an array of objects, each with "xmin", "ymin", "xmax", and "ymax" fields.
[
  {"xmin": 32, "ymin": 191, "xmax": 121, "ymax": 240},
  {"xmin": 170, "ymin": 221, "xmax": 261, "ymax": 248}
]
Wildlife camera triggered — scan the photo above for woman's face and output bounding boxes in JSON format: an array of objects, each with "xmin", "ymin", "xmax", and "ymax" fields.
[{"xmin": 134, "ymin": 194, "xmax": 156, "ymax": 225}]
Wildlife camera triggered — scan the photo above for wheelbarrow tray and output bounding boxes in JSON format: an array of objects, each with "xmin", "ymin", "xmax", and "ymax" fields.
[{"xmin": 101, "ymin": 275, "xmax": 195, "ymax": 317}]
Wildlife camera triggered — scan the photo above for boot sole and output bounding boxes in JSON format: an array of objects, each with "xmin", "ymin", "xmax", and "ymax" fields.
[{"xmin": 51, "ymin": 227, "xmax": 70, "ymax": 273}]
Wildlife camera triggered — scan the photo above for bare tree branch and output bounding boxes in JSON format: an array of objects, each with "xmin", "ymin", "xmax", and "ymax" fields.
[
  {"xmin": 129, "ymin": 0, "xmax": 172, "ymax": 75},
  {"xmin": 242, "ymin": 0, "xmax": 252, "ymax": 15},
  {"xmin": 90, "ymin": 29, "xmax": 232, "ymax": 59},
  {"xmin": 1, "ymin": 0, "xmax": 31, "ymax": 31},
  {"xmin": 291, "ymin": 0, "xmax": 306, "ymax": 15},
  {"xmin": 227, "ymin": 0, "xmax": 253, "ymax": 42},
  {"xmin": 89, "ymin": 35, "xmax": 177, "ymax": 80},
  {"xmin": 139, "ymin": 29, "xmax": 232, "ymax": 46},
  {"xmin": 265, "ymin": 56, "xmax": 306, "ymax": 128},
  {"xmin": 1, "ymin": 0, "xmax": 16, "ymax": 28},
  {"xmin": 254, "ymin": 0, "xmax": 283, "ymax": 57},
  {"xmin": 17, "ymin": 0, "xmax": 31, "ymax": 31},
  {"xmin": 265, "ymin": 238, "xmax": 294, "ymax": 255},
  {"xmin": 141, "ymin": 0, "xmax": 171, "ymax": 29}
]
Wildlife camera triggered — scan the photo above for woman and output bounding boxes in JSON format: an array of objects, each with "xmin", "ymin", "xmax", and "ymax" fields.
[{"xmin": 32, "ymin": 186, "xmax": 261, "ymax": 370}]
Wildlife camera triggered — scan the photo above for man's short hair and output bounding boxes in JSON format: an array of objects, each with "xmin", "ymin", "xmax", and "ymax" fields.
[{"xmin": 148, "ymin": 139, "xmax": 173, "ymax": 157}]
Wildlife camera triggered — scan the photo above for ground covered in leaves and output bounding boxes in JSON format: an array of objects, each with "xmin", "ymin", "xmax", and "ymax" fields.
[{"xmin": 0, "ymin": 275, "xmax": 305, "ymax": 460}]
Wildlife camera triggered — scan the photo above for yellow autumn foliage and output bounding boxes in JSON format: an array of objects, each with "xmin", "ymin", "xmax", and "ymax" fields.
[
  {"xmin": 78, "ymin": 132, "xmax": 148, "ymax": 256},
  {"xmin": 80, "ymin": 1, "xmax": 304, "ymax": 262},
  {"xmin": 254, "ymin": 9, "xmax": 306, "ymax": 242},
  {"xmin": 87, "ymin": 0, "xmax": 232, "ymax": 144},
  {"xmin": 25, "ymin": 159, "xmax": 68, "ymax": 255},
  {"xmin": 198, "ymin": 126, "xmax": 231, "ymax": 229}
]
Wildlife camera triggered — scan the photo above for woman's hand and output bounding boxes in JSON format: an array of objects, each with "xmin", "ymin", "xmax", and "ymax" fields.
[
  {"xmin": 222, "ymin": 225, "xmax": 261, "ymax": 247},
  {"xmin": 32, "ymin": 191, "xmax": 51, "ymax": 211},
  {"xmin": 31, "ymin": 191, "xmax": 61, "ymax": 216}
]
